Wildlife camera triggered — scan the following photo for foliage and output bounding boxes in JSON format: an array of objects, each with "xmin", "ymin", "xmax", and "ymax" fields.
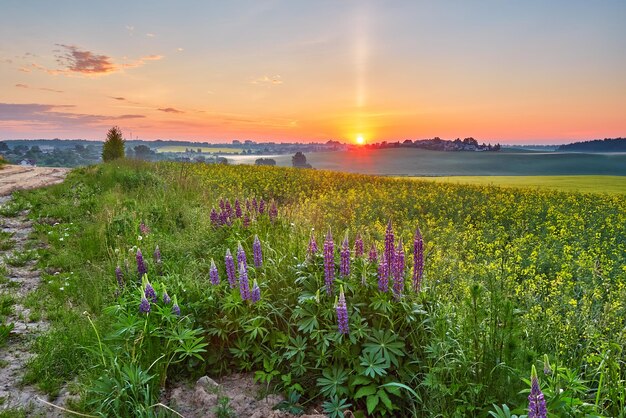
[
  {"xmin": 17, "ymin": 160, "xmax": 626, "ymax": 416},
  {"xmin": 102, "ymin": 126, "xmax": 125, "ymax": 162}
]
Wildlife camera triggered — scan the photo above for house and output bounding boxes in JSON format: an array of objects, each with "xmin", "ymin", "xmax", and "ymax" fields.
[{"xmin": 19, "ymin": 159, "xmax": 36, "ymax": 167}]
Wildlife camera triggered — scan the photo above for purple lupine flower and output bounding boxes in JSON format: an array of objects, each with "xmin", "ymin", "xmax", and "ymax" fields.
[
  {"xmin": 237, "ymin": 242, "xmax": 247, "ymax": 270},
  {"xmin": 245, "ymin": 199, "xmax": 251, "ymax": 212},
  {"xmin": 144, "ymin": 281, "xmax": 157, "ymax": 303},
  {"xmin": 354, "ymin": 234, "xmax": 364, "ymax": 258},
  {"xmin": 392, "ymin": 240, "xmax": 405, "ymax": 298},
  {"xmin": 384, "ymin": 220, "xmax": 395, "ymax": 277},
  {"xmin": 224, "ymin": 199, "xmax": 232, "ymax": 217},
  {"xmin": 251, "ymin": 279, "xmax": 261, "ymax": 303},
  {"xmin": 139, "ymin": 297, "xmax": 151, "ymax": 313},
  {"xmin": 219, "ymin": 198, "xmax": 225, "ymax": 211},
  {"xmin": 336, "ymin": 286, "xmax": 349, "ymax": 335},
  {"xmin": 139, "ymin": 222, "xmax": 150, "ymax": 236},
  {"xmin": 340, "ymin": 235, "xmax": 350, "ymax": 278},
  {"xmin": 259, "ymin": 198, "xmax": 266, "ymax": 214},
  {"xmin": 412, "ymin": 227, "xmax": 424, "ymax": 292},
  {"xmin": 253, "ymin": 235, "xmax": 263, "ymax": 268},
  {"xmin": 225, "ymin": 249, "xmax": 236, "ymax": 288},
  {"xmin": 136, "ymin": 248, "xmax": 147, "ymax": 278},
  {"xmin": 209, "ymin": 259, "xmax": 220, "ymax": 285},
  {"xmin": 528, "ymin": 365, "xmax": 547, "ymax": 418},
  {"xmin": 368, "ymin": 244, "xmax": 378, "ymax": 263},
  {"xmin": 219, "ymin": 210, "xmax": 228, "ymax": 226},
  {"xmin": 324, "ymin": 229, "xmax": 335, "ymax": 294},
  {"xmin": 269, "ymin": 201, "xmax": 278, "ymax": 222},
  {"xmin": 235, "ymin": 199, "xmax": 242, "ymax": 218},
  {"xmin": 243, "ymin": 213, "xmax": 250, "ymax": 228},
  {"xmin": 172, "ymin": 303, "xmax": 181, "ymax": 316},
  {"xmin": 308, "ymin": 233, "xmax": 318, "ymax": 256},
  {"xmin": 163, "ymin": 291, "xmax": 171, "ymax": 305},
  {"xmin": 252, "ymin": 197, "xmax": 258, "ymax": 213},
  {"xmin": 239, "ymin": 261, "xmax": 250, "ymax": 300},
  {"xmin": 115, "ymin": 266, "xmax": 124, "ymax": 289},
  {"xmin": 154, "ymin": 245, "xmax": 162, "ymax": 275},
  {"xmin": 378, "ymin": 253, "xmax": 389, "ymax": 292},
  {"xmin": 543, "ymin": 354, "xmax": 552, "ymax": 376},
  {"xmin": 210, "ymin": 208, "xmax": 219, "ymax": 226}
]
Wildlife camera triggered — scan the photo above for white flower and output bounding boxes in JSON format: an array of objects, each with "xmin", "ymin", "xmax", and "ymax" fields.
[
  {"xmin": 53, "ymin": 222, "xmax": 59, "ymax": 226},
  {"xmin": 59, "ymin": 237, "xmax": 64, "ymax": 241},
  {"xmin": 138, "ymin": 235, "xmax": 143, "ymax": 241},
  {"xmin": 59, "ymin": 287, "xmax": 64, "ymax": 291}
]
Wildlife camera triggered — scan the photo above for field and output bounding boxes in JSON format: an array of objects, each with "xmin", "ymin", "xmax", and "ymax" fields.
[
  {"xmin": 4, "ymin": 160, "xmax": 626, "ymax": 417},
  {"xmin": 228, "ymin": 148, "xmax": 626, "ymax": 176},
  {"xmin": 408, "ymin": 175, "xmax": 626, "ymax": 194},
  {"xmin": 156, "ymin": 145, "xmax": 240, "ymax": 153}
]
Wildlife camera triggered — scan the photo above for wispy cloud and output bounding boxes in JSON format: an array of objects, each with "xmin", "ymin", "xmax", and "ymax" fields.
[
  {"xmin": 251, "ymin": 75, "xmax": 283, "ymax": 86},
  {"xmin": 111, "ymin": 96, "xmax": 126, "ymax": 101},
  {"xmin": 15, "ymin": 83, "xmax": 63, "ymax": 93},
  {"xmin": 54, "ymin": 44, "xmax": 116, "ymax": 74},
  {"xmin": 0, "ymin": 103, "xmax": 144, "ymax": 127},
  {"xmin": 146, "ymin": 33, "xmax": 156, "ymax": 38},
  {"xmin": 158, "ymin": 107, "xmax": 184, "ymax": 114}
]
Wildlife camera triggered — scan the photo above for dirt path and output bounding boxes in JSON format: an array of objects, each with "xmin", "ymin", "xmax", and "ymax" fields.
[{"xmin": 0, "ymin": 165, "xmax": 69, "ymax": 196}]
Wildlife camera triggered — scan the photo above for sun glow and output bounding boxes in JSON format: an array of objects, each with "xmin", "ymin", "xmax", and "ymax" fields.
[{"xmin": 356, "ymin": 135, "xmax": 365, "ymax": 144}]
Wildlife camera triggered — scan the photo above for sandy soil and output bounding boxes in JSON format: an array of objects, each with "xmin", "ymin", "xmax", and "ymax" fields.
[{"xmin": 0, "ymin": 165, "xmax": 69, "ymax": 196}]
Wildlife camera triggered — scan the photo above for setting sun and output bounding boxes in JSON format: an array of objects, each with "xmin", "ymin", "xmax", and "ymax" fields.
[{"xmin": 356, "ymin": 135, "xmax": 365, "ymax": 144}]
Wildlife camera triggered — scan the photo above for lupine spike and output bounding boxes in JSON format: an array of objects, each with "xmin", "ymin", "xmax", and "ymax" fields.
[
  {"xmin": 392, "ymin": 239, "xmax": 405, "ymax": 298},
  {"xmin": 378, "ymin": 253, "xmax": 389, "ymax": 292},
  {"xmin": 225, "ymin": 249, "xmax": 236, "ymax": 288},
  {"xmin": 384, "ymin": 219, "xmax": 395, "ymax": 278},
  {"xmin": 162, "ymin": 284, "xmax": 171, "ymax": 305},
  {"xmin": 354, "ymin": 234, "xmax": 364, "ymax": 258},
  {"xmin": 340, "ymin": 233, "xmax": 350, "ymax": 278},
  {"xmin": 224, "ymin": 199, "xmax": 232, "ymax": 217},
  {"xmin": 308, "ymin": 233, "xmax": 318, "ymax": 256},
  {"xmin": 219, "ymin": 198, "xmax": 225, "ymax": 211},
  {"xmin": 368, "ymin": 244, "xmax": 378, "ymax": 263},
  {"xmin": 144, "ymin": 281, "xmax": 157, "ymax": 303},
  {"xmin": 543, "ymin": 354, "xmax": 552, "ymax": 376},
  {"xmin": 253, "ymin": 235, "xmax": 263, "ymax": 268},
  {"xmin": 139, "ymin": 297, "xmax": 151, "ymax": 313},
  {"xmin": 324, "ymin": 229, "xmax": 335, "ymax": 294},
  {"xmin": 115, "ymin": 266, "xmax": 124, "ymax": 289},
  {"xmin": 259, "ymin": 199, "xmax": 266, "ymax": 214},
  {"xmin": 252, "ymin": 197, "xmax": 258, "ymax": 213},
  {"xmin": 412, "ymin": 227, "xmax": 424, "ymax": 292},
  {"xmin": 245, "ymin": 199, "xmax": 251, "ymax": 212},
  {"xmin": 269, "ymin": 201, "xmax": 278, "ymax": 222},
  {"xmin": 239, "ymin": 260, "xmax": 250, "ymax": 300},
  {"xmin": 243, "ymin": 213, "xmax": 250, "ymax": 228},
  {"xmin": 251, "ymin": 279, "xmax": 261, "ymax": 303},
  {"xmin": 210, "ymin": 208, "xmax": 219, "ymax": 226},
  {"xmin": 154, "ymin": 245, "xmax": 162, "ymax": 275},
  {"xmin": 172, "ymin": 295, "xmax": 181, "ymax": 316},
  {"xmin": 209, "ymin": 259, "xmax": 220, "ymax": 285},
  {"xmin": 237, "ymin": 242, "xmax": 247, "ymax": 270},
  {"xmin": 235, "ymin": 199, "xmax": 242, "ymax": 218},
  {"xmin": 528, "ymin": 365, "xmax": 548, "ymax": 418},
  {"xmin": 136, "ymin": 248, "xmax": 147, "ymax": 278},
  {"xmin": 139, "ymin": 222, "xmax": 150, "ymax": 236},
  {"xmin": 336, "ymin": 285, "xmax": 349, "ymax": 335}
]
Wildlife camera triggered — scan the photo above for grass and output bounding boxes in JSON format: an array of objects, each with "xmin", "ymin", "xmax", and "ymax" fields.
[
  {"xmin": 156, "ymin": 145, "xmax": 241, "ymax": 154},
  {"xmin": 405, "ymin": 175, "xmax": 626, "ymax": 194},
  {"xmin": 12, "ymin": 159, "xmax": 626, "ymax": 416}
]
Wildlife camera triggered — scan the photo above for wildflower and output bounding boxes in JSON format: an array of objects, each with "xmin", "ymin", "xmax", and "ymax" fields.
[
  {"xmin": 324, "ymin": 229, "xmax": 335, "ymax": 294},
  {"xmin": 392, "ymin": 240, "xmax": 405, "ymax": 298},
  {"xmin": 259, "ymin": 198, "xmax": 266, "ymax": 214},
  {"xmin": 154, "ymin": 245, "xmax": 162, "ymax": 275},
  {"xmin": 172, "ymin": 295, "xmax": 181, "ymax": 316},
  {"xmin": 209, "ymin": 259, "xmax": 220, "ymax": 285},
  {"xmin": 384, "ymin": 219, "xmax": 395, "ymax": 277},
  {"xmin": 336, "ymin": 286, "xmax": 349, "ymax": 335},
  {"xmin": 368, "ymin": 244, "xmax": 378, "ymax": 263},
  {"xmin": 237, "ymin": 242, "xmax": 247, "ymax": 270},
  {"xmin": 528, "ymin": 365, "xmax": 548, "ymax": 418},
  {"xmin": 543, "ymin": 354, "xmax": 552, "ymax": 376},
  {"xmin": 219, "ymin": 198, "xmax": 225, "ymax": 211},
  {"xmin": 354, "ymin": 234, "xmax": 364, "ymax": 258},
  {"xmin": 224, "ymin": 199, "xmax": 232, "ymax": 217},
  {"xmin": 412, "ymin": 227, "xmax": 424, "ymax": 292},
  {"xmin": 225, "ymin": 249, "xmax": 236, "ymax": 288},
  {"xmin": 269, "ymin": 201, "xmax": 278, "ymax": 222},
  {"xmin": 252, "ymin": 197, "xmax": 258, "ymax": 213},
  {"xmin": 136, "ymin": 248, "xmax": 147, "ymax": 278},
  {"xmin": 144, "ymin": 281, "xmax": 157, "ymax": 303},
  {"xmin": 308, "ymin": 233, "xmax": 318, "ymax": 256},
  {"xmin": 139, "ymin": 297, "xmax": 151, "ymax": 314},
  {"xmin": 162, "ymin": 285, "xmax": 171, "ymax": 304},
  {"xmin": 340, "ymin": 234, "xmax": 350, "ymax": 278},
  {"xmin": 378, "ymin": 253, "xmax": 388, "ymax": 292},
  {"xmin": 210, "ymin": 208, "xmax": 219, "ymax": 225},
  {"xmin": 235, "ymin": 199, "xmax": 242, "ymax": 218},
  {"xmin": 243, "ymin": 213, "xmax": 250, "ymax": 228},
  {"xmin": 115, "ymin": 266, "xmax": 124, "ymax": 289},
  {"xmin": 251, "ymin": 279, "xmax": 261, "ymax": 303},
  {"xmin": 245, "ymin": 198, "xmax": 251, "ymax": 212},
  {"xmin": 239, "ymin": 261, "xmax": 250, "ymax": 300},
  {"xmin": 253, "ymin": 235, "xmax": 263, "ymax": 268},
  {"xmin": 139, "ymin": 222, "xmax": 150, "ymax": 236}
]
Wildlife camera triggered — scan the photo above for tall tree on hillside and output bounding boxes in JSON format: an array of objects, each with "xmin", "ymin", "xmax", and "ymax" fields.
[{"xmin": 102, "ymin": 126, "xmax": 125, "ymax": 162}]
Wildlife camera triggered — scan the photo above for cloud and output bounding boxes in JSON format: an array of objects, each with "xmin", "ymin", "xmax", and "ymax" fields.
[
  {"xmin": 251, "ymin": 75, "xmax": 283, "ymax": 85},
  {"xmin": 126, "ymin": 25, "xmax": 135, "ymax": 35},
  {"xmin": 15, "ymin": 84, "xmax": 63, "ymax": 93},
  {"xmin": 158, "ymin": 107, "xmax": 184, "ymax": 114},
  {"xmin": 54, "ymin": 44, "xmax": 116, "ymax": 74},
  {"xmin": 177, "ymin": 48, "xmax": 184, "ymax": 52},
  {"xmin": 0, "ymin": 103, "xmax": 144, "ymax": 127},
  {"xmin": 111, "ymin": 96, "xmax": 126, "ymax": 101},
  {"xmin": 146, "ymin": 33, "xmax": 156, "ymax": 38}
]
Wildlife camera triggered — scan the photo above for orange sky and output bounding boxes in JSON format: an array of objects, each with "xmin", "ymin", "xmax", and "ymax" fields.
[{"xmin": 1, "ymin": 1, "xmax": 625, "ymax": 144}]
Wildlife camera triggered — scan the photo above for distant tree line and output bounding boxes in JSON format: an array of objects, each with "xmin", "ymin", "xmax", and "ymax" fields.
[
  {"xmin": 557, "ymin": 138, "xmax": 626, "ymax": 152},
  {"xmin": 364, "ymin": 137, "xmax": 500, "ymax": 152}
]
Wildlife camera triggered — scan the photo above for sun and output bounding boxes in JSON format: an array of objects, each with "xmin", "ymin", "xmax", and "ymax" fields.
[{"xmin": 356, "ymin": 135, "xmax": 365, "ymax": 145}]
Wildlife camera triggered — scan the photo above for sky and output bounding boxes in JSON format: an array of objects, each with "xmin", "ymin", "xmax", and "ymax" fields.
[{"xmin": 1, "ymin": 1, "xmax": 625, "ymax": 144}]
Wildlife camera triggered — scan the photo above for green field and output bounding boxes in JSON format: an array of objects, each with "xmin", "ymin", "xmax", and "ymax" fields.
[
  {"xmin": 407, "ymin": 175, "xmax": 626, "ymax": 194},
  {"xmin": 156, "ymin": 145, "xmax": 239, "ymax": 153}
]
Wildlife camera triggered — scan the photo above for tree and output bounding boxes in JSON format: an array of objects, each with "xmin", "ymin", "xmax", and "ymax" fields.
[
  {"xmin": 255, "ymin": 158, "xmax": 276, "ymax": 166},
  {"xmin": 133, "ymin": 144, "xmax": 153, "ymax": 160},
  {"xmin": 292, "ymin": 151, "xmax": 312, "ymax": 168},
  {"xmin": 0, "ymin": 142, "xmax": 9, "ymax": 152},
  {"xmin": 102, "ymin": 126, "xmax": 125, "ymax": 162}
]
